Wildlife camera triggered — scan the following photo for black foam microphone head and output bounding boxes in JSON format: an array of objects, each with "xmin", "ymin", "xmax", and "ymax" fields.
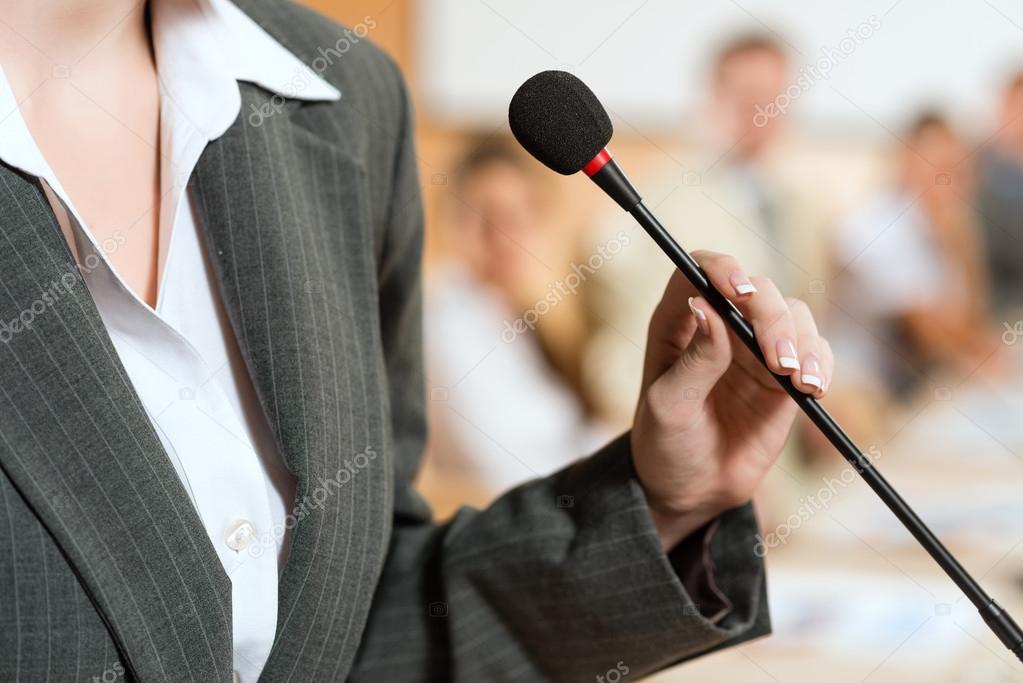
[{"xmin": 508, "ymin": 70, "xmax": 613, "ymax": 175}]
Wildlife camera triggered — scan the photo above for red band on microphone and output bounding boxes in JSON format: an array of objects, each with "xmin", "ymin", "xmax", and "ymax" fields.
[{"xmin": 582, "ymin": 148, "xmax": 612, "ymax": 176}]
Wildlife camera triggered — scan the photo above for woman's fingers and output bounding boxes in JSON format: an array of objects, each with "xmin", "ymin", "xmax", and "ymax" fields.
[
  {"xmin": 646, "ymin": 296, "xmax": 732, "ymax": 429},
  {"xmin": 786, "ymin": 297, "xmax": 830, "ymax": 397},
  {"xmin": 689, "ymin": 250, "xmax": 755, "ymax": 301},
  {"xmin": 642, "ymin": 269, "xmax": 701, "ymax": 391},
  {"xmin": 689, "ymin": 250, "xmax": 832, "ymax": 396},
  {"xmin": 690, "ymin": 250, "xmax": 798, "ymax": 376},
  {"xmin": 647, "ymin": 251, "xmax": 833, "ymax": 397}
]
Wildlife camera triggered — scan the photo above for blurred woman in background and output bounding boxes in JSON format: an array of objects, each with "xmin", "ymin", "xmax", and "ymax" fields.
[
  {"xmin": 421, "ymin": 140, "xmax": 611, "ymax": 507},
  {"xmin": 828, "ymin": 113, "xmax": 1001, "ymax": 433}
]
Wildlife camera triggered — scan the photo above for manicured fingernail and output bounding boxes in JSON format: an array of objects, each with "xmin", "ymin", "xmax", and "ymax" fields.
[
  {"xmin": 776, "ymin": 339, "xmax": 799, "ymax": 370},
  {"xmin": 801, "ymin": 354, "xmax": 822, "ymax": 388},
  {"xmin": 688, "ymin": 297, "xmax": 709, "ymax": 335},
  {"xmin": 729, "ymin": 271, "xmax": 757, "ymax": 296}
]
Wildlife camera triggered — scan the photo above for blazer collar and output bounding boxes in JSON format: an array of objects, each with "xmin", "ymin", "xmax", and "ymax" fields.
[{"xmin": 152, "ymin": 0, "xmax": 339, "ymax": 142}]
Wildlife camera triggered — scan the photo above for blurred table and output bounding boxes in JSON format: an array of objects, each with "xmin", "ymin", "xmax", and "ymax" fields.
[{"xmin": 653, "ymin": 378, "xmax": 1023, "ymax": 683}]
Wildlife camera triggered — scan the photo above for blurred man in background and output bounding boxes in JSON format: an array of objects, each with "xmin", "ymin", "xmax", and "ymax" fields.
[
  {"xmin": 584, "ymin": 32, "xmax": 819, "ymax": 424},
  {"xmin": 829, "ymin": 113, "xmax": 999, "ymax": 425},
  {"xmin": 696, "ymin": 33, "xmax": 808, "ymax": 283},
  {"xmin": 422, "ymin": 141, "xmax": 611, "ymax": 507},
  {"xmin": 978, "ymin": 72, "xmax": 1023, "ymax": 317}
]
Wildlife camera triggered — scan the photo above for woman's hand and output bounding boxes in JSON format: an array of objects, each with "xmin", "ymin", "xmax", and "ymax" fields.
[{"xmin": 631, "ymin": 251, "xmax": 833, "ymax": 550}]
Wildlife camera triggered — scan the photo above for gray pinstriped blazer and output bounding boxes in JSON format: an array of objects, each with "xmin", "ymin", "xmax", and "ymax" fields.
[{"xmin": 0, "ymin": 1, "xmax": 769, "ymax": 681}]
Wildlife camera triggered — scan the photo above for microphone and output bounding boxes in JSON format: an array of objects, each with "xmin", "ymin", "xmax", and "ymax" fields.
[{"xmin": 509, "ymin": 69, "xmax": 1023, "ymax": 662}]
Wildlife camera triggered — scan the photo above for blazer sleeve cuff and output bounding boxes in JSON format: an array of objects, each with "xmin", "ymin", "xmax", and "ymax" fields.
[{"xmin": 555, "ymin": 432, "xmax": 770, "ymax": 674}]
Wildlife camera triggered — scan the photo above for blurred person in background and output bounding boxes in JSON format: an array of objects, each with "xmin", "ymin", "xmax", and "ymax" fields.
[
  {"xmin": 693, "ymin": 32, "xmax": 810, "ymax": 283},
  {"xmin": 585, "ymin": 33, "xmax": 820, "ymax": 426},
  {"xmin": 978, "ymin": 72, "xmax": 1023, "ymax": 317},
  {"xmin": 828, "ymin": 113, "xmax": 999, "ymax": 431},
  {"xmin": 421, "ymin": 140, "xmax": 611, "ymax": 505}
]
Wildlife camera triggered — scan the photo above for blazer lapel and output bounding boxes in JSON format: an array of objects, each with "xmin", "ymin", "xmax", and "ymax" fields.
[
  {"xmin": 0, "ymin": 167, "xmax": 233, "ymax": 681},
  {"xmin": 193, "ymin": 84, "xmax": 393, "ymax": 680}
]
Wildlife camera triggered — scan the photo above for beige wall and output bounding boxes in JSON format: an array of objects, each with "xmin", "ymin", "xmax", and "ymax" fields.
[
  {"xmin": 303, "ymin": 1, "xmax": 886, "ymax": 277},
  {"xmin": 296, "ymin": 1, "xmax": 713, "ymax": 268}
]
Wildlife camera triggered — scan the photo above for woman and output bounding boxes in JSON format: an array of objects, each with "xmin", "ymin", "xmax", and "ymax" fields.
[
  {"xmin": 422, "ymin": 140, "xmax": 612, "ymax": 504},
  {"xmin": 0, "ymin": 1, "xmax": 833, "ymax": 681}
]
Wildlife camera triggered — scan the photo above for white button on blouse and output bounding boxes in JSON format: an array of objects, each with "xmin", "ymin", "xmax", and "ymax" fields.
[{"xmin": 225, "ymin": 519, "xmax": 258, "ymax": 552}]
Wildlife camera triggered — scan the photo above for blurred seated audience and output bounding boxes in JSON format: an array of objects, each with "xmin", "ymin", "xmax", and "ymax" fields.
[
  {"xmin": 420, "ymin": 140, "xmax": 611, "ymax": 510},
  {"xmin": 977, "ymin": 72, "xmax": 1023, "ymax": 317},
  {"xmin": 828, "ymin": 113, "xmax": 1000, "ymax": 419},
  {"xmin": 583, "ymin": 33, "xmax": 823, "ymax": 425}
]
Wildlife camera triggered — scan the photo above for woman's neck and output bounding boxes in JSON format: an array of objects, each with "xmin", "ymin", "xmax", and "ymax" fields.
[
  {"xmin": 0, "ymin": 0, "xmax": 151, "ymax": 87},
  {"xmin": 0, "ymin": 0, "xmax": 164, "ymax": 310}
]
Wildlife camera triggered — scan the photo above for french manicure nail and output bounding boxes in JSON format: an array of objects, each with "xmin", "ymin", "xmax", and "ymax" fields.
[
  {"xmin": 776, "ymin": 339, "xmax": 799, "ymax": 370},
  {"xmin": 801, "ymin": 354, "xmax": 823, "ymax": 388},
  {"xmin": 729, "ymin": 271, "xmax": 757, "ymax": 296},
  {"xmin": 688, "ymin": 297, "xmax": 709, "ymax": 335}
]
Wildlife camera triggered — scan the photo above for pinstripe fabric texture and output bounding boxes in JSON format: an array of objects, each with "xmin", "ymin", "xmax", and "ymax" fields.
[{"xmin": 0, "ymin": 1, "xmax": 769, "ymax": 681}]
